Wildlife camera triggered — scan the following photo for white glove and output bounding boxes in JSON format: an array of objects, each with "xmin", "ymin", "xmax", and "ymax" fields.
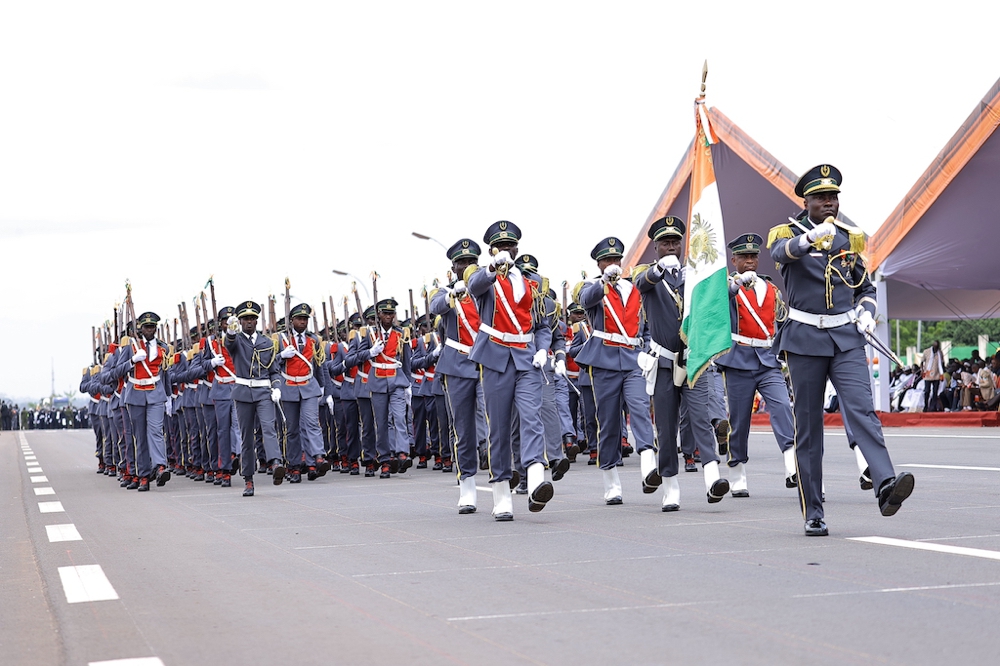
[
  {"xmin": 165, "ymin": 397, "xmax": 172, "ymax": 417},
  {"xmin": 490, "ymin": 250, "xmax": 513, "ymax": 268},
  {"xmin": 602, "ymin": 264, "xmax": 623, "ymax": 283},
  {"xmin": 806, "ymin": 221, "xmax": 836, "ymax": 242},
  {"xmin": 326, "ymin": 396, "xmax": 334, "ymax": 413},
  {"xmin": 532, "ymin": 349, "xmax": 548, "ymax": 368},
  {"xmin": 131, "ymin": 349, "xmax": 147, "ymax": 364},
  {"xmin": 738, "ymin": 270, "xmax": 757, "ymax": 286},
  {"xmin": 210, "ymin": 355, "xmax": 226, "ymax": 368},
  {"xmin": 271, "ymin": 388, "xmax": 282, "ymax": 403},
  {"xmin": 226, "ymin": 315, "xmax": 239, "ymax": 333},
  {"xmin": 657, "ymin": 254, "xmax": 681, "ymax": 272},
  {"xmin": 679, "ymin": 266, "xmax": 687, "ymax": 281},
  {"xmin": 280, "ymin": 345, "xmax": 297, "ymax": 359},
  {"xmin": 404, "ymin": 386, "xmax": 412, "ymax": 406},
  {"xmin": 430, "ymin": 345, "xmax": 442, "ymax": 361},
  {"xmin": 451, "ymin": 280, "xmax": 467, "ymax": 297},
  {"xmin": 368, "ymin": 339, "xmax": 385, "ymax": 359},
  {"xmin": 554, "ymin": 359, "xmax": 567, "ymax": 377},
  {"xmin": 855, "ymin": 308, "xmax": 876, "ymax": 336}
]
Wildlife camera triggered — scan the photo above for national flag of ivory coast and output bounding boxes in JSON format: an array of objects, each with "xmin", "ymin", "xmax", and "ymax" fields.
[{"xmin": 680, "ymin": 98, "xmax": 731, "ymax": 387}]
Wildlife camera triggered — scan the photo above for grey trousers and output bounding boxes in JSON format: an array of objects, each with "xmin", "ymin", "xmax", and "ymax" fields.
[
  {"xmin": 235, "ymin": 398, "xmax": 282, "ymax": 478},
  {"xmin": 591, "ymin": 366, "xmax": 654, "ymax": 470},
  {"xmin": 722, "ymin": 366, "xmax": 794, "ymax": 465},
  {"xmin": 443, "ymin": 375, "xmax": 479, "ymax": 480},
  {"xmin": 482, "ymin": 359, "xmax": 546, "ymax": 483},
  {"xmin": 371, "ymin": 388, "xmax": 408, "ymax": 463}
]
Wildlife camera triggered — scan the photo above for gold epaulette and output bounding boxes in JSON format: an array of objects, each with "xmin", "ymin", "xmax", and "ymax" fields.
[
  {"xmin": 186, "ymin": 349, "xmax": 196, "ymax": 361},
  {"xmin": 552, "ymin": 301, "xmax": 563, "ymax": 321},
  {"xmin": 90, "ymin": 365, "xmax": 100, "ymax": 376},
  {"xmin": 847, "ymin": 226, "xmax": 866, "ymax": 254},
  {"xmin": 630, "ymin": 263, "xmax": 651, "ymax": 280},
  {"xmin": 539, "ymin": 276, "xmax": 550, "ymax": 296},
  {"xmin": 347, "ymin": 329, "xmax": 357, "ymax": 342},
  {"xmin": 766, "ymin": 224, "xmax": 793, "ymax": 248},
  {"xmin": 119, "ymin": 335, "xmax": 131, "ymax": 346},
  {"xmin": 428, "ymin": 287, "xmax": 441, "ymax": 300},
  {"xmin": 462, "ymin": 264, "xmax": 480, "ymax": 283},
  {"xmin": 167, "ymin": 344, "xmax": 175, "ymax": 357},
  {"xmin": 571, "ymin": 280, "xmax": 587, "ymax": 305},
  {"xmin": 402, "ymin": 327, "xmax": 411, "ymax": 343}
]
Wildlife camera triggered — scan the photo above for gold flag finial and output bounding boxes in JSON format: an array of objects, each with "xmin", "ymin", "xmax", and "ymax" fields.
[{"xmin": 700, "ymin": 60, "xmax": 708, "ymax": 96}]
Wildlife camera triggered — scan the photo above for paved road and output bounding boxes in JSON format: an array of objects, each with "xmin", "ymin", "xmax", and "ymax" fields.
[{"xmin": 3, "ymin": 426, "xmax": 1000, "ymax": 666}]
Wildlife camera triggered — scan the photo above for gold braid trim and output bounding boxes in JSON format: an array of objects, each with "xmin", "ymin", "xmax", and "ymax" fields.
[
  {"xmin": 823, "ymin": 251, "xmax": 867, "ymax": 310},
  {"xmin": 766, "ymin": 224, "xmax": 793, "ymax": 249}
]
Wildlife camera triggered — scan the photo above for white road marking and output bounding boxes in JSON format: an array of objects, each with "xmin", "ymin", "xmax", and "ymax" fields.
[
  {"xmin": 34, "ymin": 487, "xmax": 56, "ymax": 496},
  {"xmin": 24, "ymin": 455, "xmax": 36, "ymax": 460},
  {"xmin": 850, "ymin": 536, "xmax": 1000, "ymax": 561},
  {"xmin": 900, "ymin": 463, "xmax": 1000, "ymax": 472},
  {"xmin": 915, "ymin": 534, "xmax": 1000, "ymax": 542},
  {"xmin": 449, "ymin": 600, "xmax": 705, "ymax": 622},
  {"xmin": 793, "ymin": 581, "xmax": 1000, "ymax": 598},
  {"xmin": 46, "ymin": 524, "xmax": 83, "ymax": 542},
  {"xmin": 58, "ymin": 565, "xmax": 119, "ymax": 603},
  {"xmin": 27, "ymin": 467, "xmax": 43, "ymax": 473},
  {"xmin": 38, "ymin": 501, "xmax": 65, "ymax": 513},
  {"xmin": 30, "ymin": 476, "xmax": 49, "ymax": 483},
  {"xmin": 89, "ymin": 658, "xmax": 165, "ymax": 666}
]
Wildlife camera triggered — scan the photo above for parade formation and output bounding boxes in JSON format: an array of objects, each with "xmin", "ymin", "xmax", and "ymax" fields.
[{"xmin": 78, "ymin": 170, "xmax": 915, "ymax": 535}]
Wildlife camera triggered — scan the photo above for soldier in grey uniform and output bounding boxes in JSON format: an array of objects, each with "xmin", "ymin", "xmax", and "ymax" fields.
[
  {"xmin": 634, "ymin": 217, "xmax": 731, "ymax": 510},
  {"xmin": 468, "ymin": 220, "xmax": 554, "ymax": 521},
  {"xmin": 574, "ymin": 237, "xmax": 658, "ymax": 504},
  {"xmin": 275, "ymin": 303, "xmax": 331, "ymax": 483},
  {"xmin": 224, "ymin": 301, "xmax": 287, "ymax": 496},
  {"xmin": 346, "ymin": 306, "xmax": 380, "ymax": 476},
  {"xmin": 566, "ymin": 304, "xmax": 598, "ymax": 463},
  {"xmin": 768, "ymin": 164, "xmax": 914, "ymax": 536},
  {"xmin": 431, "ymin": 238, "xmax": 488, "ymax": 513},
  {"xmin": 204, "ymin": 305, "xmax": 239, "ymax": 487},
  {"xmin": 714, "ymin": 233, "xmax": 796, "ymax": 496}
]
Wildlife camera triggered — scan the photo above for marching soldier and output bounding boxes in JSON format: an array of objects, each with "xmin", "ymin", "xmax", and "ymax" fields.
[
  {"xmin": 338, "ymin": 314, "xmax": 364, "ymax": 475},
  {"xmin": 565, "ymin": 303, "xmax": 598, "ymax": 462},
  {"xmin": 204, "ymin": 305, "xmax": 239, "ymax": 487},
  {"xmin": 714, "ymin": 233, "xmax": 796, "ymax": 496},
  {"xmin": 346, "ymin": 306, "xmax": 380, "ymax": 476},
  {"xmin": 356, "ymin": 298, "xmax": 413, "ymax": 478},
  {"xmin": 467, "ymin": 220, "xmax": 554, "ymax": 521},
  {"xmin": 275, "ymin": 303, "xmax": 331, "ymax": 482},
  {"xmin": 634, "ymin": 217, "xmax": 731, "ymax": 510},
  {"xmin": 574, "ymin": 237, "xmax": 656, "ymax": 505},
  {"xmin": 768, "ymin": 164, "xmax": 913, "ymax": 536},
  {"xmin": 225, "ymin": 301, "xmax": 287, "ymax": 496}
]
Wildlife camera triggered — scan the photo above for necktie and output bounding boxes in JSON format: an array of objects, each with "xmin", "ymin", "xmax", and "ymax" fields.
[{"xmin": 298, "ymin": 334, "xmax": 304, "ymax": 351}]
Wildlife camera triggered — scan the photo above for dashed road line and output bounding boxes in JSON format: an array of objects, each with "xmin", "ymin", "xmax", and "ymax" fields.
[
  {"xmin": 30, "ymin": 475, "xmax": 49, "ymax": 483},
  {"xmin": 34, "ymin": 487, "xmax": 56, "ymax": 496},
  {"xmin": 38, "ymin": 501, "xmax": 65, "ymax": 513},
  {"xmin": 850, "ymin": 536, "xmax": 1000, "ymax": 561},
  {"xmin": 46, "ymin": 524, "xmax": 83, "ymax": 542},
  {"xmin": 89, "ymin": 658, "xmax": 165, "ymax": 666},
  {"xmin": 58, "ymin": 565, "xmax": 119, "ymax": 603},
  {"xmin": 900, "ymin": 463, "xmax": 1000, "ymax": 472}
]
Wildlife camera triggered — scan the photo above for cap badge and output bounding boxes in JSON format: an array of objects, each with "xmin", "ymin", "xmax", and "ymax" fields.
[{"xmin": 820, "ymin": 165, "xmax": 831, "ymax": 177}]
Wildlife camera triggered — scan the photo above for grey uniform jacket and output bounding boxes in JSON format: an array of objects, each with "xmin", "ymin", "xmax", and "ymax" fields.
[
  {"xmin": 633, "ymin": 264, "xmax": 685, "ymax": 368},
  {"xmin": 224, "ymin": 331, "xmax": 282, "ymax": 401},
  {"xmin": 715, "ymin": 275, "xmax": 783, "ymax": 371},
  {"xmin": 429, "ymin": 287, "xmax": 480, "ymax": 380},
  {"xmin": 467, "ymin": 266, "xmax": 553, "ymax": 373}
]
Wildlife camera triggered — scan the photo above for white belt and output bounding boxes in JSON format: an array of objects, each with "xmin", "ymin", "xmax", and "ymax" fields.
[
  {"xmin": 411, "ymin": 374, "xmax": 423, "ymax": 383},
  {"xmin": 480, "ymin": 324, "xmax": 533, "ymax": 344},
  {"xmin": 235, "ymin": 377, "xmax": 271, "ymax": 388},
  {"xmin": 593, "ymin": 330, "xmax": 642, "ymax": 347},
  {"xmin": 90, "ymin": 396, "xmax": 100, "ymax": 403},
  {"xmin": 129, "ymin": 375, "xmax": 162, "ymax": 386},
  {"xmin": 371, "ymin": 362, "xmax": 401, "ymax": 370},
  {"xmin": 732, "ymin": 333, "xmax": 773, "ymax": 348},
  {"xmin": 567, "ymin": 371, "xmax": 580, "ymax": 379},
  {"xmin": 649, "ymin": 340, "xmax": 678, "ymax": 362},
  {"xmin": 281, "ymin": 372, "xmax": 312, "ymax": 382},
  {"xmin": 424, "ymin": 371, "xmax": 435, "ymax": 379},
  {"xmin": 185, "ymin": 382, "xmax": 199, "ymax": 389},
  {"xmin": 358, "ymin": 371, "xmax": 369, "ymax": 379},
  {"xmin": 446, "ymin": 338, "xmax": 472, "ymax": 354},
  {"xmin": 216, "ymin": 376, "xmax": 235, "ymax": 384},
  {"xmin": 344, "ymin": 376, "xmax": 355, "ymax": 384},
  {"xmin": 787, "ymin": 308, "xmax": 853, "ymax": 329},
  {"xmin": 332, "ymin": 379, "xmax": 343, "ymax": 388},
  {"xmin": 100, "ymin": 395, "xmax": 110, "ymax": 401},
  {"xmin": 199, "ymin": 379, "xmax": 210, "ymax": 386}
]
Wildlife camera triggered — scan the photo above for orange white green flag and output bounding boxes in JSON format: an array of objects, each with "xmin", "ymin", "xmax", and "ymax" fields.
[{"xmin": 680, "ymin": 98, "xmax": 731, "ymax": 386}]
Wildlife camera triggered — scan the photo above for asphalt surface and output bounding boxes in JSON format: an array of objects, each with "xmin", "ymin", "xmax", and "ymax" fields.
[{"xmin": 3, "ymin": 425, "xmax": 1000, "ymax": 666}]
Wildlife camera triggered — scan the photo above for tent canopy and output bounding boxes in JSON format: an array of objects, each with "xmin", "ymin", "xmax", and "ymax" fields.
[
  {"xmin": 623, "ymin": 107, "xmax": 857, "ymax": 296},
  {"xmin": 869, "ymin": 76, "xmax": 1000, "ymax": 321}
]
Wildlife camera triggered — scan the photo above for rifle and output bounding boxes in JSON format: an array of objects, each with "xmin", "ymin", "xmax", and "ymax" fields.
[
  {"xmin": 113, "ymin": 304, "xmax": 120, "ymax": 341},
  {"xmin": 352, "ymin": 283, "xmax": 364, "ymax": 323},
  {"xmin": 312, "ymin": 312, "xmax": 320, "ymax": 338},
  {"xmin": 283, "ymin": 277, "xmax": 291, "ymax": 343},
  {"xmin": 92, "ymin": 326, "xmax": 98, "ymax": 365},
  {"xmin": 268, "ymin": 295, "xmax": 278, "ymax": 339},
  {"xmin": 194, "ymin": 297, "xmax": 203, "ymax": 343},
  {"xmin": 208, "ymin": 277, "xmax": 219, "ymax": 339},
  {"xmin": 371, "ymin": 272, "xmax": 379, "ymax": 311},
  {"xmin": 343, "ymin": 297, "xmax": 349, "ymax": 330},
  {"xmin": 322, "ymin": 300, "xmax": 330, "ymax": 342},
  {"xmin": 423, "ymin": 286, "xmax": 431, "ymax": 329},
  {"xmin": 200, "ymin": 290, "xmax": 210, "ymax": 338},
  {"xmin": 408, "ymin": 289, "xmax": 417, "ymax": 329},
  {"xmin": 562, "ymin": 281, "xmax": 569, "ymax": 325},
  {"xmin": 328, "ymin": 295, "xmax": 340, "ymax": 343}
]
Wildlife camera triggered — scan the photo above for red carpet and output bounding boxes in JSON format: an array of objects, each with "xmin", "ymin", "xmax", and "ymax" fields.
[{"xmin": 751, "ymin": 411, "xmax": 1000, "ymax": 428}]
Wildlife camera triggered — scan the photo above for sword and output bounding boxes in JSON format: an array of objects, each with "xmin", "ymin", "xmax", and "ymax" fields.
[{"xmin": 848, "ymin": 310, "xmax": 904, "ymax": 367}]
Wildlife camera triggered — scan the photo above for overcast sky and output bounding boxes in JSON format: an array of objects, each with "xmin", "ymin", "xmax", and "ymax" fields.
[{"xmin": 1, "ymin": 1, "xmax": 997, "ymax": 401}]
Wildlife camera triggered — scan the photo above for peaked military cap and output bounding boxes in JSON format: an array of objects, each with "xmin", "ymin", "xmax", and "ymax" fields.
[
  {"xmin": 136, "ymin": 311, "xmax": 160, "ymax": 327},
  {"xmin": 416, "ymin": 314, "xmax": 430, "ymax": 326},
  {"xmin": 376, "ymin": 298, "xmax": 398, "ymax": 313},
  {"xmin": 515, "ymin": 253, "xmax": 539, "ymax": 272},
  {"xmin": 363, "ymin": 306, "xmax": 376, "ymax": 320},
  {"xmin": 795, "ymin": 164, "xmax": 842, "ymax": 197},
  {"xmin": 728, "ymin": 233, "xmax": 764, "ymax": 254},
  {"xmin": 591, "ymin": 236, "xmax": 624, "ymax": 260},
  {"xmin": 349, "ymin": 312, "xmax": 363, "ymax": 327},
  {"xmin": 483, "ymin": 220, "xmax": 522, "ymax": 246},
  {"xmin": 447, "ymin": 238, "xmax": 482, "ymax": 261},
  {"xmin": 400, "ymin": 318, "xmax": 412, "ymax": 328},
  {"xmin": 275, "ymin": 317, "xmax": 287, "ymax": 332},
  {"xmin": 218, "ymin": 306, "xmax": 236, "ymax": 320},
  {"xmin": 290, "ymin": 303, "xmax": 312, "ymax": 318},
  {"xmin": 648, "ymin": 216, "xmax": 685, "ymax": 240},
  {"xmin": 237, "ymin": 301, "xmax": 262, "ymax": 318},
  {"xmin": 568, "ymin": 302, "xmax": 585, "ymax": 314}
]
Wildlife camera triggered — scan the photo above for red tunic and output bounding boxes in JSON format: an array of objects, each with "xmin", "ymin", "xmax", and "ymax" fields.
[
  {"xmin": 601, "ymin": 283, "xmax": 641, "ymax": 348},
  {"xmin": 735, "ymin": 283, "xmax": 777, "ymax": 340}
]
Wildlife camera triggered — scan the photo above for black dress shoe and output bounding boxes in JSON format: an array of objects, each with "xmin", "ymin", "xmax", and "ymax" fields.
[
  {"xmin": 306, "ymin": 467, "xmax": 319, "ymax": 481},
  {"xmin": 514, "ymin": 480, "xmax": 528, "ymax": 495},
  {"xmin": 442, "ymin": 460, "xmax": 454, "ymax": 473},
  {"xmin": 528, "ymin": 481, "xmax": 554, "ymax": 512},
  {"xmin": 563, "ymin": 434, "xmax": 580, "ymax": 461},
  {"xmin": 316, "ymin": 457, "xmax": 331, "ymax": 476},
  {"xmin": 432, "ymin": 458, "xmax": 444, "ymax": 471},
  {"xmin": 458, "ymin": 505, "xmax": 476, "ymax": 515},
  {"xmin": 389, "ymin": 458, "xmax": 400, "ymax": 474},
  {"xmin": 731, "ymin": 489, "xmax": 750, "ymax": 498},
  {"xmin": 380, "ymin": 464, "xmax": 392, "ymax": 479},
  {"xmin": 551, "ymin": 458, "xmax": 570, "ymax": 482},
  {"xmin": 605, "ymin": 496, "xmax": 623, "ymax": 505},
  {"xmin": 156, "ymin": 466, "xmax": 171, "ymax": 487},
  {"xmin": 220, "ymin": 475, "xmax": 232, "ymax": 488},
  {"xmin": 271, "ymin": 461, "xmax": 286, "ymax": 485},
  {"xmin": 127, "ymin": 479, "xmax": 139, "ymax": 490},
  {"xmin": 397, "ymin": 454, "xmax": 412, "ymax": 473},
  {"xmin": 878, "ymin": 472, "xmax": 915, "ymax": 517},
  {"xmin": 785, "ymin": 473, "xmax": 798, "ymax": 488},
  {"xmin": 137, "ymin": 478, "xmax": 150, "ymax": 492},
  {"xmin": 587, "ymin": 452, "xmax": 598, "ymax": 465},
  {"xmin": 684, "ymin": 458, "xmax": 697, "ymax": 473},
  {"xmin": 707, "ymin": 478, "xmax": 730, "ymax": 504},
  {"xmin": 804, "ymin": 519, "xmax": 828, "ymax": 536},
  {"xmin": 661, "ymin": 503, "xmax": 680, "ymax": 512},
  {"xmin": 288, "ymin": 470, "xmax": 302, "ymax": 484},
  {"xmin": 860, "ymin": 466, "xmax": 873, "ymax": 491},
  {"xmin": 493, "ymin": 512, "xmax": 513, "ymax": 522},
  {"xmin": 714, "ymin": 419, "xmax": 731, "ymax": 456},
  {"xmin": 416, "ymin": 456, "xmax": 428, "ymax": 469},
  {"xmin": 243, "ymin": 481, "xmax": 255, "ymax": 497},
  {"xmin": 364, "ymin": 464, "xmax": 375, "ymax": 477},
  {"xmin": 642, "ymin": 470, "xmax": 662, "ymax": 494},
  {"xmin": 257, "ymin": 461, "xmax": 268, "ymax": 474},
  {"xmin": 508, "ymin": 470, "xmax": 521, "ymax": 491}
]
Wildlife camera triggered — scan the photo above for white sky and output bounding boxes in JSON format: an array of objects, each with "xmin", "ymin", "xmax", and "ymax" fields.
[{"xmin": 1, "ymin": 1, "xmax": 998, "ymax": 401}]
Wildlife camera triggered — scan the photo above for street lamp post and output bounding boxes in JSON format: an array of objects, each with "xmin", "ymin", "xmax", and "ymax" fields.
[
  {"xmin": 331, "ymin": 269, "xmax": 371, "ymax": 300},
  {"xmin": 411, "ymin": 231, "xmax": 448, "ymax": 251}
]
